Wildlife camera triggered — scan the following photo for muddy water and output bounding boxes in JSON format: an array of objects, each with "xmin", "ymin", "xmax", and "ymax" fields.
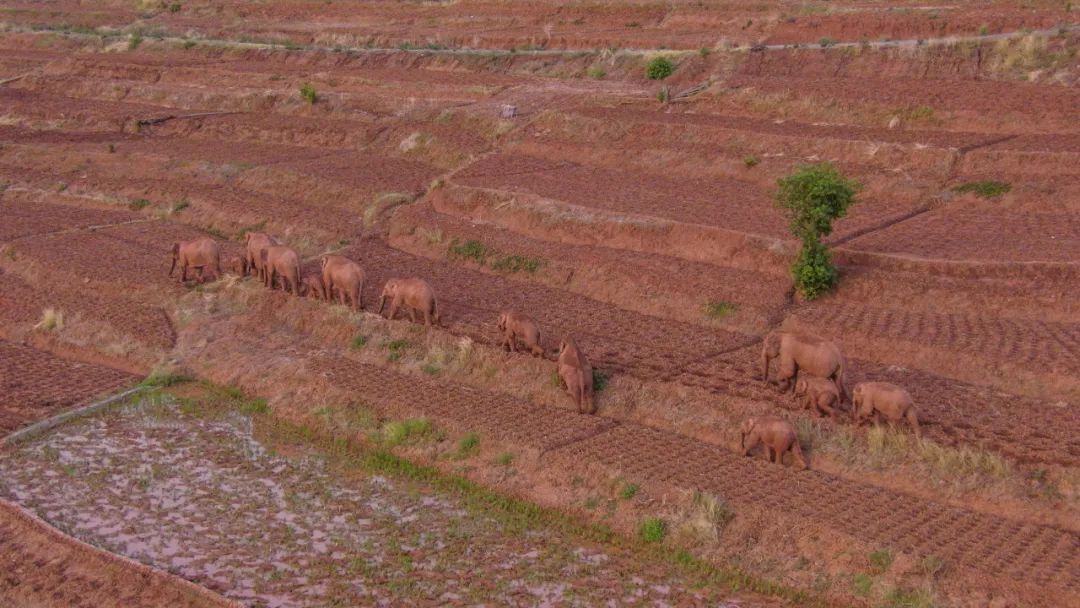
[{"xmin": 0, "ymin": 395, "xmax": 767, "ymax": 607}]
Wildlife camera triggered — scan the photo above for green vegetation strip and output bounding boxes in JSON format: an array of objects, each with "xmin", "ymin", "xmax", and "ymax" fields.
[{"xmin": 176, "ymin": 382, "xmax": 815, "ymax": 605}]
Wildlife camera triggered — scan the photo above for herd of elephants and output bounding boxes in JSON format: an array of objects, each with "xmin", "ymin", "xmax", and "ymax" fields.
[{"xmin": 170, "ymin": 232, "xmax": 922, "ymax": 470}]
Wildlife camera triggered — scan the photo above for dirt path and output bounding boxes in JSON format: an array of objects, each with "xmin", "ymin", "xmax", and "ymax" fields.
[{"xmin": 0, "ymin": 393, "xmax": 775, "ymax": 607}]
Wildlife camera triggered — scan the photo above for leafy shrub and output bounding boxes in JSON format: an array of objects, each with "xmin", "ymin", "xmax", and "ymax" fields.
[
  {"xmin": 168, "ymin": 2, "xmax": 181, "ymax": 12},
  {"xmin": 490, "ymin": 254, "xmax": 542, "ymax": 274},
  {"xmin": 619, "ymin": 482, "xmax": 639, "ymax": 500},
  {"xmin": 851, "ymin": 573, "xmax": 873, "ymax": 596},
  {"xmin": 457, "ymin": 432, "xmax": 480, "ymax": 457},
  {"xmin": 775, "ymin": 162, "xmax": 859, "ymax": 299},
  {"xmin": 586, "ymin": 65, "xmax": 606, "ymax": 79},
  {"xmin": 790, "ymin": 241, "xmax": 838, "ymax": 300},
  {"xmin": 129, "ymin": 198, "xmax": 152, "ymax": 210},
  {"xmin": 382, "ymin": 418, "xmax": 433, "ymax": 446},
  {"xmin": 299, "ymin": 82, "xmax": 318, "ymax": 104},
  {"xmin": 350, "ymin": 335, "xmax": 367, "ymax": 350},
  {"xmin": 592, "ymin": 369, "xmax": 609, "ymax": 392},
  {"xmin": 639, "ymin": 517, "xmax": 667, "ymax": 543},
  {"xmin": 128, "ymin": 34, "xmax": 143, "ymax": 50},
  {"xmin": 645, "ymin": 56, "xmax": 675, "ymax": 80},
  {"xmin": 952, "ymin": 181, "xmax": 1010, "ymax": 198},
  {"xmin": 742, "ymin": 154, "xmax": 760, "ymax": 167},
  {"xmin": 818, "ymin": 37, "xmax": 836, "ymax": 47}
]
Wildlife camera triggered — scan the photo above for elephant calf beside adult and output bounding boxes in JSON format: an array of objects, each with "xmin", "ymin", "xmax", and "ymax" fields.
[
  {"xmin": 741, "ymin": 416, "xmax": 808, "ymax": 469},
  {"xmin": 761, "ymin": 330, "xmax": 849, "ymax": 403},
  {"xmin": 497, "ymin": 311, "xmax": 545, "ymax": 358},
  {"xmin": 557, "ymin": 337, "xmax": 596, "ymax": 415},
  {"xmin": 852, "ymin": 382, "xmax": 920, "ymax": 436}
]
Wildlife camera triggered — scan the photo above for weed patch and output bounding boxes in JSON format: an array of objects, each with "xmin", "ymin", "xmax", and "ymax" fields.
[
  {"xmin": 299, "ymin": 82, "xmax": 318, "ymax": 104},
  {"xmin": 952, "ymin": 181, "xmax": 1010, "ymax": 198},
  {"xmin": 129, "ymin": 198, "xmax": 152, "ymax": 210},
  {"xmin": 447, "ymin": 239, "xmax": 543, "ymax": 274},
  {"xmin": 645, "ymin": 56, "xmax": 675, "ymax": 80},
  {"xmin": 703, "ymin": 301, "xmax": 736, "ymax": 319},
  {"xmin": 639, "ymin": 518, "xmax": 667, "ymax": 543},
  {"xmin": 619, "ymin": 482, "xmax": 639, "ymax": 500}
]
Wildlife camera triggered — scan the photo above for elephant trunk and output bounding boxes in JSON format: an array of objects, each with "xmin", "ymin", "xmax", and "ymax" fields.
[
  {"xmin": 169, "ymin": 243, "xmax": 179, "ymax": 276},
  {"xmin": 740, "ymin": 431, "xmax": 746, "ymax": 451},
  {"xmin": 377, "ymin": 295, "xmax": 387, "ymax": 315},
  {"xmin": 760, "ymin": 352, "xmax": 771, "ymax": 382}
]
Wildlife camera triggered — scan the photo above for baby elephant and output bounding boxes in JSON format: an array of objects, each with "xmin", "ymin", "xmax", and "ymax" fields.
[
  {"xmin": 852, "ymin": 382, "xmax": 920, "ymax": 436},
  {"xmin": 741, "ymin": 416, "xmax": 808, "ymax": 470},
  {"xmin": 794, "ymin": 376, "xmax": 842, "ymax": 420},
  {"xmin": 302, "ymin": 275, "xmax": 327, "ymax": 301},
  {"xmin": 378, "ymin": 278, "xmax": 440, "ymax": 326},
  {"xmin": 169, "ymin": 237, "xmax": 221, "ymax": 284},
  {"xmin": 497, "ymin": 311, "xmax": 544, "ymax": 357},
  {"xmin": 557, "ymin": 337, "xmax": 595, "ymax": 414}
]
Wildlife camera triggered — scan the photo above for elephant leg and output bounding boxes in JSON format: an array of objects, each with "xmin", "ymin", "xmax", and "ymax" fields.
[
  {"xmin": 508, "ymin": 334, "xmax": 518, "ymax": 352},
  {"xmin": 408, "ymin": 308, "xmax": 418, "ymax": 323},
  {"xmin": 350, "ymin": 288, "xmax": 359, "ymax": 312},
  {"xmin": 387, "ymin": 296, "xmax": 401, "ymax": 320}
]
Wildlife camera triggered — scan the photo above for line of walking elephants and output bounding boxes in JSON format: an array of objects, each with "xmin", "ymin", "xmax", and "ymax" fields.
[{"xmin": 170, "ymin": 232, "xmax": 921, "ymax": 471}]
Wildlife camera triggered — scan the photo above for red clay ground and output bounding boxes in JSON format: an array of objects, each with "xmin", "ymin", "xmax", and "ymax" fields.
[{"xmin": 0, "ymin": 6, "xmax": 1077, "ymax": 607}]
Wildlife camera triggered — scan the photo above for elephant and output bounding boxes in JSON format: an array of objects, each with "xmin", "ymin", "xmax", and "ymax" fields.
[
  {"xmin": 761, "ymin": 330, "xmax": 849, "ymax": 403},
  {"xmin": 244, "ymin": 232, "xmax": 278, "ymax": 281},
  {"xmin": 227, "ymin": 255, "xmax": 246, "ymax": 276},
  {"xmin": 557, "ymin": 336, "xmax": 595, "ymax": 414},
  {"xmin": 741, "ymin": 416, "xmax": 808, "ymax": 469},
  {"xmin": 320, "ymin": 255, "xmax": 365, "ymax": 311},
  {"xmin": 794, "ymin": 376, "xmax": 842, "ymax": 420},
  {"xmin": 852, "ymin": 382, "xmax": 920, "ymax": 436},
  {"xmin": 169, "ymin": 237, "xmax": 221, "ymax": 283},
  {"xmin": 497, "ymin": 311, "xmax": 544, "ymax": 357},
  {"xmin": 259, "ymin": 245, "xmax": 302, "ymax": 296},
  {"xmin": 378, "ymin": 278, "xmax": 440, "ymax": 326},
  {"xmin": 302, "ymin": 275, "xmax": 327, "ymax": 301}
]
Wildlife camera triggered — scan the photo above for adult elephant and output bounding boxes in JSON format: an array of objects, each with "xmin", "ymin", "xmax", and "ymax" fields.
[
  {"xmin": 320, "ymin": 255, "xmax": 365, "ymax": 311},
  {"xmin": 244, "ymin": 232, "xmax": 278, "ymax": 282},
  {"xmin": 260, "ymin": 245, "xmax": 302, "ymax": 296},
  {"xmin": 378, "ymin": 278, "xmax": 440, "ymax": 327},
  {"xmin": 169, "ymin": 237, "xmax": 221, "ymax": 283},
  {"xmin": 760, "ymin": 330, "xmax": 848, "ymax": 403}
]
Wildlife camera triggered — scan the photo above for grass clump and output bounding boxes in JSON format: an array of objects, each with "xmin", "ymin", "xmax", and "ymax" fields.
[
  {"xmin": 703, "ymin": 301, "xmax": 736, "ymax": 319},
  {"xmin": 639, "ymin": 517, "xmax": 667, "ymax": 543},
  {"xmin": 869, "ymin": 548, "xmax": 894, "ymax": 573},
  {"xmin": 851, "ymin": 573, "xmax": 873, "ymax": 596},
  {"xmin": 490, "ymin": 254, "xmax": 543, "ymax": 274},
  {"xmin": 168, "ymin": 2, "xmax": 181, "ymax": 12},
  {"xmin": 382, "ymin": 418, "xmax": 433, "ymax": 447},
  {"xmin": 456, "ymin": 432, "xmax": 480, "ymax": 458},
  {"xmin": 141, "ymin": 370, "xmax": 191, "ymax": 388},
  {"xmin": 742, "ymin": 154, "xmax": 760, "ymax": 168},
  {"xmin": 128, "ymin": 34, "xmax": 143, "ymax": 50},
  {"xmin": 494, "ymin": 452, "xmax": 514, "ymax": 467},
  {"xmin": 350, "ymin": 334, "xmax": 367, "ymax": 350},
  {"xmin": 586, "ymin": 65, "xmax": 606, "ymax": 79},
  {"xmin": 299, "ymin": 82, "xmax": 318, "ymax": 104},
  {"xmin": 952, "ymin": 181, "xmax": 1010, "ymax": 198},
  {"xmin": 33, "ymin": 308, "xmax": 64, "ymax": 332},
  {"xmin": 645, "ymin": 56, "xmax": 675, "ymax": 80},
  {"xmin": 447, "ymin": 239, "xmax": 489, "ymax": 264},
  {"xmin": 818, "ymin": 36, "xmax": 836, "ymax": 47},
  {"xmin": 884, "ymin": 586, "xmax": 937, "ymax": 608},
  {"xmin": 775, "ymin": 162, "xmax": 860, "ymax": 299},
  {"xmin": 129, "ymin": 198, "xmax": 152, "ymax": 210},
  {"xmin": 619, "ymin": 482, "xmax": 639, "ymax": 500}
]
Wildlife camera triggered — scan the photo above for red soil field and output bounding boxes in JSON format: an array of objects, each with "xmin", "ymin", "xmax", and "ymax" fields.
[
  {"xmin": 0, "ymin": 341, "xmax": 135, "ymax": 435},
  {"xmin": 0, "ymin": 500, "xmax": 234, "ymax": 608}
]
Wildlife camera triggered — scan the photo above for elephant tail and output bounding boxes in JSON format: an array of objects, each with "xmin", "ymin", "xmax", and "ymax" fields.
[
  {"xmin": 432, "ymin": 295, "xmax": 442, "ymax": 326},
  {"xmin": 906, "ymin": 408, "xmax": 921, "ymax": 437},
  {"xmin": 168, "ymin": 242, "xmax": 179, "ymax": 276}
]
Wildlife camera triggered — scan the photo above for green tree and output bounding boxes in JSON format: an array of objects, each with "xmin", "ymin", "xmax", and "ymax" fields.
[{"xmin": 774, "ymin": 162, "xmax": 859, "ymax": 299}]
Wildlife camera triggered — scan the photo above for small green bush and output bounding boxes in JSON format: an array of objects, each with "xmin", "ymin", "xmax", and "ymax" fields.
[
  {"xmin": 421, "ymin": 363, "xmax": 440, "ymax": 375},
  {"xmin": 592, "ymin": 369, "xmax": 609, "ymax": 392},
  {"xmin": 818, "ymin": 37, "xmax": 836, "ymax": 47},
  {"xmin": 884, "ymin": 586, "xmax": 936, "ymax": 608},
  {"xmin": 952, "ymin": 181, "xmax": 1010, "ymax": 198},
  {"xmin": 703, "ymin": 301, "xmax": 736, "ymax": 319},
  {"xmin": 168, "ymin": 2, "xmax": 181, "ymax": 12},
  {"xmin": 129, "ymin": 198, "xmax": 152, "ymax": 210},
  {"xmin": 619, "ymin": 482, "xmax": 639, "ymax": 500},
  {"xmin": 299, "ymin": 82, "xmax": 318, "ymax": 104},
  {"xmin": 645, "ymin": 56, "xmax": 675, "ymax": 80},
  {"xmin": 457, "ymin": 432, "xmax": 480, "ymax": 457},
  {"xmin": 128, "ymin": 34, "xmax": 143, "ymax": 50},
  {"xmin": 791, "ymin": 241, "xmax": 838, "ymax": 300},
  {"xmin": 350, "ymin": 335, "xmax": 367, "ymax": 350},
  {"xmin": 639, "ymin": 517, "xmax": 667, "ymax": 543},
  {"xmin": 495, "ymin": 452, "xmax": 514, "ymax": 466},
  {"xmin": 742, "ymin": 154, "xmax": 760, "ymax": 168},
  {"xmin": 383, "ymin": 418, "xmax": 433, "ymax": 446},
  {"xmin": 586, "ymin": 65, "xmax": 606, "ymax": 79},
  {"xmin": 490, "ymin": 254, "xmax": 542, "ymax": 274}
]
